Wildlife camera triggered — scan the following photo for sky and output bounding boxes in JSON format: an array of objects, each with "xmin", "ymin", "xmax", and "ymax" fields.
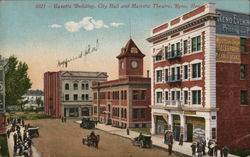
[{"xmin": 0, "ymin": 0, "xmax": 249, "ymax": 90}]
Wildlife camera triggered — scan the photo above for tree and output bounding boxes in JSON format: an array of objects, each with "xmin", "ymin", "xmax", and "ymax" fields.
[
  {"xmin": 5, "ymin": 56, "xmax": 32, "ymax": 108},
  {"xmin": 35, "ymin": 97, "xmax": 43, "ymax": 107}
]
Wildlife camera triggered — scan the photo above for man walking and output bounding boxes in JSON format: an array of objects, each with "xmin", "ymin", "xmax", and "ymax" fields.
[
  {"xmin": 126, "ymin": 128, "xmax": 130, "ymax": 135},
  {"xmin": 168, "ymin": 133, "xmax": 174, "ymax": 155},
  {"xmin": 191, "ymin": 142, "xmax": 197, "ymax": 157}
]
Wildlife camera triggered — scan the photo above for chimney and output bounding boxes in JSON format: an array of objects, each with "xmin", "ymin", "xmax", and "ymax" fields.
[{"xmin": 147, "ymin": 70, "xmax": 150, "ymax": 78}]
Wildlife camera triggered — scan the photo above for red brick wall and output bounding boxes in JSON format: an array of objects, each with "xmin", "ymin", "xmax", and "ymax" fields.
[
  {"xmin": 182, "ymin": 5, "xmax": 206, "ymax": 20},
  {"xmin": 44, "ymin": 72, "xmax": 61, "ymax": 118},
  {"xmin": 153, "ymin": 23, "xmax": 168, "ymax": 34},
  {"xmin": 216, "ymin": 39, "xmax": 250, "ymax": 150},
  {"xmin": 170, "ymin": 17, "xmax": 181, "ymax": 26}
]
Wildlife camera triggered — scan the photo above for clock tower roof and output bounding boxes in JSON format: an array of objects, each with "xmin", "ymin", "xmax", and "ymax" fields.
[{"xmin": 116, "ymin": 39, "xmax": 145, "ymax": 59}]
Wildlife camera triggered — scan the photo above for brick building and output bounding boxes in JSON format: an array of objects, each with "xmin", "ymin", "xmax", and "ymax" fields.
[
  {"xmin": 44, "ymin": 71, "xmax": 107, "ymax": 118},
  {"xmin": 92, "ymin": 39, "xmax": 151, "ymax": 128},
  {"xmin": 147, "ymin": 3, "xmax": 250, "ymax": 150}
]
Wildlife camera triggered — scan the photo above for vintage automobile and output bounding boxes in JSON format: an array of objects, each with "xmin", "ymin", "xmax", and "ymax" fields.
[
  {"xmin": 27, "ymin": 127, "xmax": 39, "ymax": 138},
  {"xmin": 82, "ymin": 132, "xmax": 100, "ymax": 148},
  {"xmin": 80, "ymin": 118, "xmax": 95, "ymax": 129},
  {"xmin": 132, "ymin": 134, "xmax": 152, "ymax": 148}
]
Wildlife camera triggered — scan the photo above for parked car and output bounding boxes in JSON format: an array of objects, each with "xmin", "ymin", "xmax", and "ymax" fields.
[
  {"xmin": 132, "ymin": 133, "xmax": 152, "ymax": 148},
  {"xmin": 27, "ymin": 127, "xmax": 39, "ymax": 138},
  {"xmin": 80, "ymin": 118, "xmax": 95, "ymax": 129}
]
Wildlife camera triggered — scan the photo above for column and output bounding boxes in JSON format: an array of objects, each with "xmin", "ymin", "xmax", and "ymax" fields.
[
  {"xmin": 151, "ymin": 114, "xmax": 156, "ymax": 134},
  {"xmin": 180, "ymin": 115, "xmax": 187, "ymax": 141},
  {"xmin": 205, "ymin": 117, "xmax": 212, "ymax": 141},
  {"xmin": 168, "ymin": 114, "xmax": 172, "ymax": 131}
]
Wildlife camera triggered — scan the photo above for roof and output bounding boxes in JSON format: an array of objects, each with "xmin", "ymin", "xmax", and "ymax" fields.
[
  {"xmin": 116, "ymin": 39, "xmax": 145, "ymax": 59},
  {"xmin": 60, "ymin": 71, "xmax": 108, "ymax": 78},
  {"xmin": 26, "ymin": 90, "xmax": 44, "ymax": 96}
]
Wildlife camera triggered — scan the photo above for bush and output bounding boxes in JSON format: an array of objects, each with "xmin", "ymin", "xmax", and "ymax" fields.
[
  {"xmin": 230, "ymin": 150, "xmax": 250, "ymax": 157},
  {"xmin": 131, "ymin": 128, "xmax": 151, "ymax": 135},
  {"xmin": 0, "ymin": 135, "xmax": 9, "ymax": 157}
]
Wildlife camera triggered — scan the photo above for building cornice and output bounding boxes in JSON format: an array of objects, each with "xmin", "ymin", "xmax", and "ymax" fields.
[
  {"xmin": 147, "ymin": 13, "xmax": 219, "ymax": 43},
  {"xmin": 150, "ymin": 105, "xmax": 219, "ymax": 112}
]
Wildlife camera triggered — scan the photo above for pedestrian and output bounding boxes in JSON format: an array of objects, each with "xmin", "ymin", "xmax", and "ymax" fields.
[
  {"xmin": 6, "ymin": 129, "xmax": 10, "ymax": 138},
  {"xmin": 197, "ymin": 142, "xmax": 203, "ymax": 157},
  {"xmin": 64, "ymin": 116, "xmax": 67, "ymax": 123},
  {"xmin": 202, "ymin": 139, "xmax": 206, "ymax": 155},
  {"xmin": 222, "ymin": 146, "xmax": 229, "ymax": 157},
  {"xmin": 220, "ymin": 147, "xmax": 224, "ymax": 157},
  {"xmin": 179, "ymin": 134, "xmax": 183, "ymax": 145},
  {"xmin": 191, "ymin": 142, "xmax": 197, "ymax": 156},
  {"xmin": 168, "ymin": 133, "xmax": 174, "ymax": 155},
  {"xmin": 126, "ymin": 128, "xmax": 130, "ymax": 135}
]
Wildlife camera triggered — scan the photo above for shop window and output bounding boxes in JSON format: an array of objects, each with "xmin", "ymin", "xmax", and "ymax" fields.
[
  {"xmin": 141, "ymin": 90, "xmax": 146, "ymax": 100},
  {"xmin": 240, "ymin": 64, "xmax": 247, "ymax": 79},
  {"xmin": 184, "ymin": 65, "xmax": 188, "ymax": 79},
  {"xmin": 192, "ymin": 63, "xmax": 201, "ymax": 79},
  {"xmin": 184, "ymin": 40, "xmax": 188, "ymax": 54},
  {"xmin": 73, "ymin": 94, "xmax": 78, "ymax": 101},
  {"xmin": 133, "ymin": 109, "xmax": 139, "ymax": 119},
  {"xmin": 212, "ymin": 128, "xmax": 216, "ymax": 139},
  {"xmin": 184, "ymin": 91, "xmax": 188, "ymax": 104},
  {"xmin": 191, "ymin": 35, "xmax": 201, "ymax": 52},
  {"xmin": 65, "ymin": 83, "xmax": 69, "ymax": 90},
  {"xmin": 65, "ymin": 94, "xmax": 69, "ymax": 101},
  {"xmin": 141, "ymin": 109, "xmax": 146, "ymax": 119},
  {"xmin": 156, "ymin": 92, "xmax": 162, "ymax": 103},
  {"xmin": 240, "ymin": 90, "xmax": 248, "ymax": 105},
  {"xmin": 192, "ymin": 90, "xmax": 201, "ymax": 105},
  {"xmin": 240, "ymin": 38, "xmax": 247, "ymax": 53},
  {"xmin": 156, "ymin": 70, "xmax": 162, "ymax": 82},
  {"xmin": 73, "ymin": 83, "xmax": 78, "ymax": 90},
  {"xmin": 133, "ymin": 90, "xmax": 139, "ymax": 100}
]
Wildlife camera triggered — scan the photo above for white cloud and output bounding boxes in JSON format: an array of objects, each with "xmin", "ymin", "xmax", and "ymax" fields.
[
  {"xmin": 64, "ymin": 21, "xmax": 81, "ymax": 32},
  {"xmin": 110, "ymin": 22, "xmax": 125, "ymax": 27},
  {"xmin": 49, "ymin": 24, "xmax": 62, "ymax": 28}
]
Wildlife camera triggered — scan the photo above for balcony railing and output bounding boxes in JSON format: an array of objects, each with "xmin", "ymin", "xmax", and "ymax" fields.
[
  {"xmin": 165, "ymin": 100, "xmax": 182, "ymax": 107},
  {"xmin": 166, "ymin": 75, "xmax": 182, "ymax": 83},
  {"xmin": 166, "ymin": 51, "xmax": 181, "ymax": 60}
]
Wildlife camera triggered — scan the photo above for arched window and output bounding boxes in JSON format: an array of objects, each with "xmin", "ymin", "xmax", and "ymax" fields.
[{"xmin": 65, "ymin": 83, "xmax": 69, "ymax": 90}]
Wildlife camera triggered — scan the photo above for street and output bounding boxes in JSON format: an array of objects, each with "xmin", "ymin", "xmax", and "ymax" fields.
[{"xmin": 27, "ymin": 119, "xmax": 179, "ymax": 157}]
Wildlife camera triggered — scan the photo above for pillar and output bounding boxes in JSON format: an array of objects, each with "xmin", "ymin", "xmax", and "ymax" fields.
[
  {"xmin": 180, "ymin": 115, "xmax": 187, "ymax": 141},
  {"xmin": 168, "ymin": 114, "xmax": 173, "ymax": 131},
  {"xmin": 151, "ymin": 114, "xmax": 156, "ymax": 134},
  {"xmin": 205, "ymin": 117, "xmax": 212, "ymax": 141}
]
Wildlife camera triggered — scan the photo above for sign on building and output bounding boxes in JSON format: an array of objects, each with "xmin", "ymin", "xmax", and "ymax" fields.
[
  {"xmin": 216, "ymin": 35, "xmax": 241, "ymax": 64},
  {"xmin": 216, "ymin": 10, "xmax": 250, "ymax": 37}
]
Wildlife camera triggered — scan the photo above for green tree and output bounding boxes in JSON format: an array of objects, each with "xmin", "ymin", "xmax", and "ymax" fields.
[
  {"xmin": 35, "ymin": 97, "xmax": 43, "ymax": 107},
  {"xmin": 5, "ymin": 56, "xmax": 32, "ymax": 108}
]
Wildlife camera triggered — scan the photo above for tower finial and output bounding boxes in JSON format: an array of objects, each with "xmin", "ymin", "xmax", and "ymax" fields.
[{"xmin": 129, "ymin": 17, "xmax": 132, "ymax": 39}]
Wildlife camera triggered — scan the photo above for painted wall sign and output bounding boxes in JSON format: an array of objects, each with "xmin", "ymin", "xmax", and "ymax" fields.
[
  {"xmin": 216, "ymin": 9, "xmax": 250, "ymax": 37},
  {"xmin": 216, "ymin": 35, "xmax": 241, "ymax": 63}
]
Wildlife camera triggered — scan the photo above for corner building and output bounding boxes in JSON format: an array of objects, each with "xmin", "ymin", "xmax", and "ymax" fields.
[
  {"xmin": 92, "ymin": 39, "xmax": 151, "ymax": 128},
  {"xmin": 147, "ymin": 3, "xmax": 250, "ymax": 150}
]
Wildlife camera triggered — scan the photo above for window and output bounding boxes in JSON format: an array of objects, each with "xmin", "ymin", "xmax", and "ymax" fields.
[
  {"xmin": 73, "ymin": 83, "xmax": 78, "ymax": 90},
  {"xmin": 240, "ymin": 90, "xmax": 248, "ymax": 105},
  {"xmin": 86, "ymin": 94, "xmax": 89, "ymax": 100},
  {"xmin": 171, "ymin": 91, "xmax": 175, "ymax": 100},
  {"xmin": 81, "ymin": 84, "xmax": 85, "ymax": 90},
  {"xmin": 94, "ymin": 93, "xmax": 97, "ymax": 99},
  {"xmin": 192, "ymin": 90, "xmax": 201, "ymax": 105},
  {"xmin": 184, "ymin": 40, "xmax": 188, "ymax": 54},
  {"xmin": 177, "ymin": 67, "xmax": 181, "ymax": 80},
  {"xmin": 94, "ymin": 106, "xmax": 97, "ymax": 113},
  {"xmin": 108, "ymin": 92, "xmax": 110, "ymax": 99},
  {"xmin": 240, "ymin": 64, "xmax": 247, "ymax": 79},
  {"xmin": 165, "ymin": 69, "xmax": 169, "ymax": 82},
  {"xmin": 165, "ymin": 91, "xmax": 168, "ymax": 100},
  {"xmin": 65, "ymin": 94, "xmax": 69, "ymax": 101},
  {"xmin": 133, "ymin": 109, "xmax": 139, "ymax": 119},
  {"xmin": 156, "ymin": 92, "xmax": 162, "ymax": 103},
  {"xmin": 65, "ymin": 83, "xmax": 69, "ymax": 90},
  {"xmin": 82, "ymin": 94, "xmax": 85, "ymax": 100},
  {"xmin": 121, "ymin": 91, "xmax": 124, "ymax": 100},
  {"xmin": 141, "ymin": 109, "xmax": 146, "ymax": 119},
  {"xmin": 86, "ymin": 84, "xmax": 89, "ymax": 90},
  {"xmin": 184, "ymin": 91, "xmax": 188, "ymax": 104},
  {"xmin": 192, "ymin": 63, "xmax": 201, "ymax": 78},
  {"xmin": 133, "ymin": 90, "xmax": 139, "ymax": 100},
  {"xmin": 156, "ymin": 55, "xmax": 162, "ymax": 61},
  {"xmin": 73, "ymin": 94, "xmax": 78, "ymax": 101},
  {"xmin": 171, "ymin": 44, "xmax": 175, "ymax": 57},
  {"xmin": 165, "ymin": 46, "xmax": 168, "ymax": 59},
  {"xmin": 240, "ymin": 38, "xmax": 246, "ymax": 53},
  {"xmin": 141, "ymin": 90, "xmax": 146, "ymax": 100},
  {"xmin": 191, "ymin": 36, "xmax": 201, "ymax": 52},
  {"xmin": 184, "ymin": 65, "xmax": 188, "ymax": 79},
  {"xmin": 176, "ymin": 91, "xmax": 180, "ymax": 101},
  {"xmin": 212, "ymin": 128, "xmax": 216, "ymax": 139},
  {"xmin": 124, "ymin": 91, "xmax": 127, "ymax": 100},
  {"xmin": 156, "ymin": 70, "xmax": 162, "ymax": 82},
  {"xmin": 171, "ymin": 67, "xmax": 175, "ymax": 81},
  {"xmin": 176, "ymin": 42, "xmax": 180, "ymax": 56}
]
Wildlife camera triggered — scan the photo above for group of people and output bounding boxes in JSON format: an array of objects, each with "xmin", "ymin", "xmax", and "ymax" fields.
[
  {"xmin": 191, "ymin": 139, "xmax": 230, "ymax": 157},
  {"xmin": 6, "ymin": 117, "xmax": 33, "ymax": 157}
]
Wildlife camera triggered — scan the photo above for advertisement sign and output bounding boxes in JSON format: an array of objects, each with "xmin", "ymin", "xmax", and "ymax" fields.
[
  {"xmin": 216, "ymin": 35, "xmax": 241, "ymax": 63},
  {"xmin": 216, "ymin": 9, "xmax": 250, "ymax": 37}
]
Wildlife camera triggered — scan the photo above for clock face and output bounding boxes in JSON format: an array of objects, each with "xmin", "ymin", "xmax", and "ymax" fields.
[{"xmin": 131, "ymin": 60, "xmax": 138, "ymax": 68}]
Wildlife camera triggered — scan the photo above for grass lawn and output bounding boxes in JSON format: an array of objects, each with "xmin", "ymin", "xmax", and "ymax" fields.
[
  {"xmin": 0, "ymin": 135, "xmax": 9, "ymax": 157},
  {"xmin": 131, "ymin": 128, "xmax": 151, "ymax": 135},
  {"xmin": 8, "ymin": 114, "xmax": 55, "ymax": 120}
]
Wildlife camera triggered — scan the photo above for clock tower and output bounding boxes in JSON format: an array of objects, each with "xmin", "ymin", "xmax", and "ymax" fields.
[{"xmin": 116, "ymin": 39, "xmax": 145, "ymax": 78}]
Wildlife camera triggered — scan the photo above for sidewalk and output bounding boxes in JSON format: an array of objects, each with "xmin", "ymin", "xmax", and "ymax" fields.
[
  {"xmin": 76, "ymin": 121, "xmax": 238, "ymax": 157},
  {"xmin": 6, "ymin": 125, "xmax": 41, "ymax": 157}
]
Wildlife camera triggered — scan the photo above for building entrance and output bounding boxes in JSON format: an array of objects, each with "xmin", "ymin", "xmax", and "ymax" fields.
[
  {"xmin": 186, "ymin": 116, "xmax": 205, "ymax": 142},
  {"xmin": 173, "ymin": 115, "xmax": 180, "ymax": 141}
]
